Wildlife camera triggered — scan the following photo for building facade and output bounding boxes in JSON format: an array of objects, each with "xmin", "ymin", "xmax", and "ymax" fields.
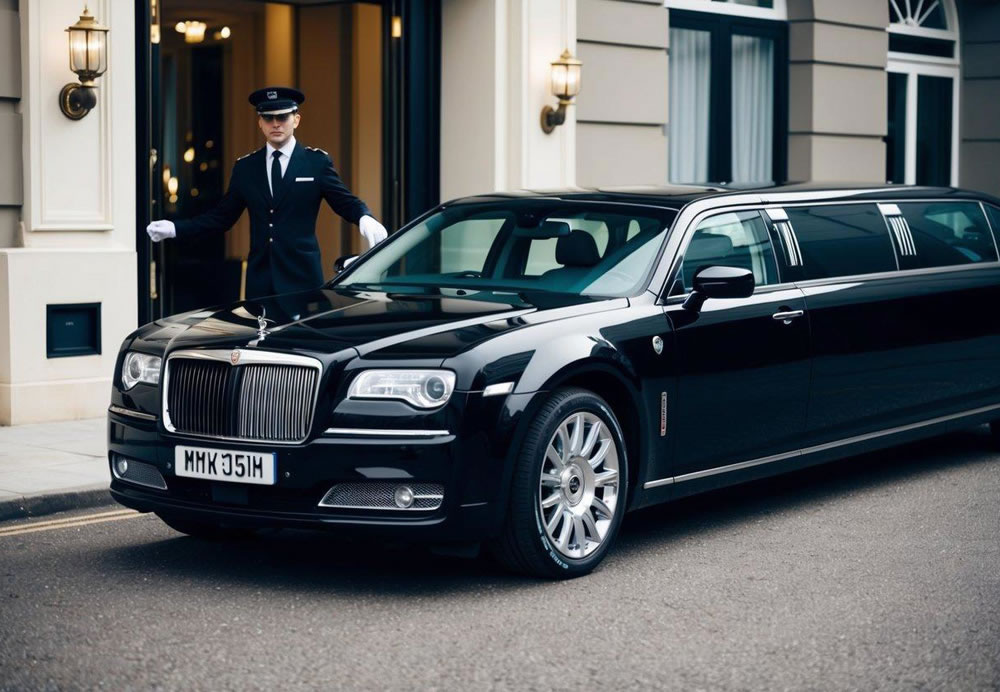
[{"xmin": 1, "ymin": 0, "xmax": 998, "ymax": 424}]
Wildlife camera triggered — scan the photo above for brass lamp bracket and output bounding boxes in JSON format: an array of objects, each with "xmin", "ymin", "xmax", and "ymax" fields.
[
  {"xmin": 541, "ymin": 99, "xmax": 572, "ymax": 135},
  {"xmin": 59, "ymin": 83, "xmax": 97, "ymax": 120}
]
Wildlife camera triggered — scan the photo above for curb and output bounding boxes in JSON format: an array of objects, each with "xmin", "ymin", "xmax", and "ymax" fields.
[{"xmin": 0, "ymin": 485, "xmax": 115, "ymax": 523}]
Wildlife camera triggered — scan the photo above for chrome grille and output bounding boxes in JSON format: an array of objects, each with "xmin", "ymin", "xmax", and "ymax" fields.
[{"xmin": 164, "ymin": 351, "xmax": 321, "ymax": 444}]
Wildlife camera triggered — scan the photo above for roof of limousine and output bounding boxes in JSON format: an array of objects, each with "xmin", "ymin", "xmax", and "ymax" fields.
[{"xmin": 449, "ymin": 183, "xmax": 1000, "ymax": 209}]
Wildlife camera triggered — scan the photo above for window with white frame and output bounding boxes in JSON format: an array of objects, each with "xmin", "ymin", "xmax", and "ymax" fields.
[
  {"xmin": 665, "ymin": 1, "xmax": 788, "ymax": 185},
  {"xmin": 886, "ymin": 0, "xmax": 960, "ymax": 186}
]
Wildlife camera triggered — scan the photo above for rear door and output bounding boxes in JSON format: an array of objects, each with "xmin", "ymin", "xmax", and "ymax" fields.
[{"xmin": 663, "ymin": 209, "xmax": 811, "ymax": 477}]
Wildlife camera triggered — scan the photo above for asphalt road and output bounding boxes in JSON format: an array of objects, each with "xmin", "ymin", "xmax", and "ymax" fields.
[{"xmin": 2, "ymin": 428, "xmax": 999, "ymax": 691}]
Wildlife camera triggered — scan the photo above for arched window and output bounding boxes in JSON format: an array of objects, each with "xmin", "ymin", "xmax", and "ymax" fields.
[{"xmin": 885, "ymin": 0, "xmax": 960, "ymax": 186}]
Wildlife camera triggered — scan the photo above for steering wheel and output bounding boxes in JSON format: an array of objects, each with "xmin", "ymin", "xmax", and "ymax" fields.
[{"xmin": 448, "ymin": 270, "xmax": 483, "ymax": 278}]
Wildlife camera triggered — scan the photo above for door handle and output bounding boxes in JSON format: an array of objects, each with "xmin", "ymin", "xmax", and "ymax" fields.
[{"xmin": 772, "ymin": 309, "xmax": 804, "ymax": 324}]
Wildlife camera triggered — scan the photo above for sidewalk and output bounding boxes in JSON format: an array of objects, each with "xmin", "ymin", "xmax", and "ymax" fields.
[{"xmin": 0, "ymin": 418, "xmax": 112, "ymax": 521}]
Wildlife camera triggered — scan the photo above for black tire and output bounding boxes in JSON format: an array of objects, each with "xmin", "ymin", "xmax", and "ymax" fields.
[
  {"xmin": 155, "ymin": 513, "xmax": 253, "ymax": 541},
  {"xmin": 490, "ymin": 387, "xmax": 629, "ymax": 579}
]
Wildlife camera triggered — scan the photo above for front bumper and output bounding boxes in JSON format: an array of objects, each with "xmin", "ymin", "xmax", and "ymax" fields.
[{"xmin": 106, "ymin": 397, "xmax": 523, "ymax": 542}]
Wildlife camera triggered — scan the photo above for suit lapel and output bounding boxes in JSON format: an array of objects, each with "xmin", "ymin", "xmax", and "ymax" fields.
[{"xmin": 273, "ymin": 142, "xmax": 304, "ymax": 208}]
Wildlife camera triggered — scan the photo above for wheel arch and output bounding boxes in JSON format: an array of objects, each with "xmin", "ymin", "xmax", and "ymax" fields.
[{"xmin": 502, "ymin": 359, "xmax": 648, "ymax": 513}]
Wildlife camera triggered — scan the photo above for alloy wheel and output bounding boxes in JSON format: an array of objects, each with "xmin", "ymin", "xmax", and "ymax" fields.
[{"xmin": 538, "ymin": 411, "xmax": 620, "ymax": 559}]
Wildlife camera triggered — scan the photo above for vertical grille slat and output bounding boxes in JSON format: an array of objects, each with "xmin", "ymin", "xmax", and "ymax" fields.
[{"xmin": 166, "ymin": 355, "xmax": 318, "ymax": 443}]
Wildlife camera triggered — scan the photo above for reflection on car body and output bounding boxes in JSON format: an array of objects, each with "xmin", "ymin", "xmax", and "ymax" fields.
[{"xmin": 109, "ymin": 183, "xmax": 1000, "ymax": 578}]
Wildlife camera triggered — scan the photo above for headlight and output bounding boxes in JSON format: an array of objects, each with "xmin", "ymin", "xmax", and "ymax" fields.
[
  {"xmin": 121, "ymin": 352, "xmax": 162, "ymax": 390},
  {"xmin": 348, "ymin": 369, "xmax": 456, "ymax": 409}
]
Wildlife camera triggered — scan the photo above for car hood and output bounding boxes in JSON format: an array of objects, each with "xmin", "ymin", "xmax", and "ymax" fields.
[{"xmin": 136, "ymin": 286, "xmax": 622, "ymax": 360}]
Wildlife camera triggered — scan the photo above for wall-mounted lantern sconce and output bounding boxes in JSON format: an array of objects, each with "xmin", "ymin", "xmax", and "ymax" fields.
[
  {"xmin": 59, "ymin": 5, "xmax": 109, "ymax": 120},
  {"xmin": 540, "ymin": 49, "xmax": 582, "ymax": 134}
]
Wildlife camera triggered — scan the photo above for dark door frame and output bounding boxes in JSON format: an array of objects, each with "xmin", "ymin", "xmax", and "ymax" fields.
[{"xmin": 134, "ymin": 0, "xmax": 441, "ymax": 325}]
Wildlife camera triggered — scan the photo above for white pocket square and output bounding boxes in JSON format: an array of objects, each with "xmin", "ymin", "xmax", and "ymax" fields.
[{"xmin": 295, "ymin": 177, "xmax": 314, "ymax": 182}]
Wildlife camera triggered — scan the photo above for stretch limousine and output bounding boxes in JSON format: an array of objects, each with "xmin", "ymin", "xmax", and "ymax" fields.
[{"xmin": 109, "ymin": 184, "xmax": 1000, "ymax": 578}]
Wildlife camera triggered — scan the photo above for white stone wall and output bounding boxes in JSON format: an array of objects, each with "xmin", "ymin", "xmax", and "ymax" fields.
[
  {"xmin": 0, "ymin": 0, "xmax": 137, "ymax": 424},
  {"xmin": 440, "ymin": 0, "xmax": 577, "ymax": 200}
]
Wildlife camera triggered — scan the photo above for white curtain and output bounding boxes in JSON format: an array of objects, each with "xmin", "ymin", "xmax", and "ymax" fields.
[
  {"xmin": 669, "ymin": 28, "xmax": 711, "ymax": 183},
  {"xmin": 731, "ymin": 34, "xmax": 774, "ymax": 183}
]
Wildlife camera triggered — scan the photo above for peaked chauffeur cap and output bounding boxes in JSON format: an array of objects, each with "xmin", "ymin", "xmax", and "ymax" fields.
[{"xmin": 249, "ymin": 86, "xmax": 305, "ymax": 115}]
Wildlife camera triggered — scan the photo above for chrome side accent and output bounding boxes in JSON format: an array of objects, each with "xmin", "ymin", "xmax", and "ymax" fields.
[
  {"xmin": 877, "ymin": 202, "xmax": 903, "ymax": 216},
  {"xmin": 643, "ymin": 401, "xmax": 1000, "ymax": 489},
  {"xmin": 483, "ymin": 382, "xmax": 515, "ymax": 397},
  {"xmin": 773, "ymin": 219, "xmax": 803, "ymax": 267},
  {"xmin": 108, "ymin": 405, "xmax": 157, "ymax": 421},
  {"xmin": 888, "ymin": 215, "xmax": 917, "ymax": 256},
  {"xmin": 323, "ymin": 428, "xmax": 452, "ymax": 438}
]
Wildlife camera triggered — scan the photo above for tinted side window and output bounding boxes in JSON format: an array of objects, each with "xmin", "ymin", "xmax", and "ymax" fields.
[
  {"xmin": 787, "ymin": 204, "xmax": 897, "ymax": 280},
  {"xmin": 679, "ymin": 211, "xmax": 778, "ymax": 292},
  {"xmin": 897, "ymin": 202, "xmax": 998, "ymax": 268}
]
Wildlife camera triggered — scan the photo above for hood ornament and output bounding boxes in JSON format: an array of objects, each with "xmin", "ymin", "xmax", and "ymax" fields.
[
  {"xmin": 230, "ymin": 350, "xmax": 241, "ymax": 365},
  {"xmin": 250, "ymin": 306, "xmax": 275, "ymax": 342},
  {"xmin": 256, "ymin": 314, "xmax": 274, "ymax": 340}
]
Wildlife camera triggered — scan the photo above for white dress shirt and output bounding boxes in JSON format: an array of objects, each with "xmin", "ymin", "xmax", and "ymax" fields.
[{"xmin": 265, "ymin": 136, "xmax": 297, "ymax": 196}]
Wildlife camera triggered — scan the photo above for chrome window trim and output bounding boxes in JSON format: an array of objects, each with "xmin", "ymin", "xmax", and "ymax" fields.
[
  {"xmin": 108, "ymin": 405, "xmax": 157, "ymax": 422},
  {"xmin": 980, "ymin": 201, "xmax": 1000, "ymax": 260},
  {"xmin": 162, "ymin": 349, "xmax": 324, "ymax": 446},
  {"xmin": 644, "ymin": 401, "xmax": 1000, "ymax": 489},
  {"xmin": 323, "ymin": 428, "xmax": 452, "ymax": 438},
  {"xmin": 654, "ymin": 195, "xmax": 1000, "ymax": 300}
]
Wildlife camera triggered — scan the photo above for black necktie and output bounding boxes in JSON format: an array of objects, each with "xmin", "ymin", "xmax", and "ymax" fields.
[{"xmin": 271, "ymin": 150, "xmax": 283, "ymax": 198}]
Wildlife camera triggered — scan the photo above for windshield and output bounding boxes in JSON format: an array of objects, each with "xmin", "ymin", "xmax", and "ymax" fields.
[{"xmin": 334, "ymin": 201, "xmax": 678, "ymax": 297}]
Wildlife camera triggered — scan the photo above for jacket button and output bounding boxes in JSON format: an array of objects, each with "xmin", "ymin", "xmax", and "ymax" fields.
[
  {"xmin": 269, "ymin": 209, "xmax": 273, "ymax": 214},
  {"xmin": 269, "ymin": 237, "xmax": 273, "ymax": 243},
  {"xmin": 268, "ymin": 223, "xmax": 273, "ymax": 228}
]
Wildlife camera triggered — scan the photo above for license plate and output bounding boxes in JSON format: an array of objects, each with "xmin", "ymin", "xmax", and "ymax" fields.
[{"xmin": 174, "ymin": 445, "xmax": 276, "ymax": 486}]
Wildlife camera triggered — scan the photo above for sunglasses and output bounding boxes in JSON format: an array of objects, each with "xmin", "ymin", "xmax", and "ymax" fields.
[{"xmin": 260, "ymin": 113, "xmax": 293, "ymax": 123}]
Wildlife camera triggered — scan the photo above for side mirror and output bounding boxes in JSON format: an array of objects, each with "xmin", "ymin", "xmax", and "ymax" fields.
[
  {"xmin": 334, "ymin": 254, "xmax": 359, "ymax": 274},
  {"xmin": 683, "ymin": 266, "xmax": 754, "ymax": 312}
]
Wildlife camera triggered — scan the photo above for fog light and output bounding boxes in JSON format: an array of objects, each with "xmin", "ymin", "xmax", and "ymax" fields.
[
  {"xmin": 115, "ymin": 457, "xmax": 128, "ymax": 476},
  {"xmin": 394, "ymin": 485, "xmax": 414, "ymax": 509}
]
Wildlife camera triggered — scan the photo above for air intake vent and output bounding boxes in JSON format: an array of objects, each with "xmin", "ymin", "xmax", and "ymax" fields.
[
  {"xmin": 318, "ymin": 482, "xmax": 444, "ymax": 511},
  {"xmin": 112, "ymin": 455, "xmax": 168, "ymax": 490}
]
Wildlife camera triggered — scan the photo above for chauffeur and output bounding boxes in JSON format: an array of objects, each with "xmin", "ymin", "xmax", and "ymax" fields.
[{"xmin": 146, "ymin": 86, "xmax": 388, "ymax": 299}]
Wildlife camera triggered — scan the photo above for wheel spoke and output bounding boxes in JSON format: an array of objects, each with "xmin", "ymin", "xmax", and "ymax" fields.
[
  {"xmin": 580, "ymin": 420, "xmax": 603, "ymax": 458},
  {"xmin": 595, "ymin": 469, "xmax": 619, "ymax": 487},
  {"xmin": 541, "ymin": 491, "xmax": 562, "ymax": 509},
  {"xmin": 545, "ymin": 446, "xmax": 564, "ymax": 470},
  {"xmin": 540, "ymin": 472, "xmax": 561, "ymax": 487},
  {"xmin": 568, "ymin": 413, "xmax": 584, "ymax": 456},
  {"xmin": 588, "ymin": 439, "xmax": 612, "ymax": 469},
  {"xmin": 546, "ymin": 504, "xmax": 564, "ymax": 534},
  {"xmin": 554, "ymin": 426, "xmax": 569, "ymax": 463},
  {"xmin": 582, "ymin": 511, "xmax": 600, "ymax": 543},
  {"xmin": 556, "ymin": 511, "xmax": 573, "ymax": 549},
  {"xmin": 572, "ymin": 516, "xmax": 586, "ymax": 552},
  {"xmin": 592, "ymin": 496, "xmax": 614, "ymax": 520}
]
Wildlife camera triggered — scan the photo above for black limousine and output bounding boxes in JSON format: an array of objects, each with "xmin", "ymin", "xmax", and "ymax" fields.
[{"xmin": 110, "ymin": 184, "xmax": 1000, "ymax": 578}]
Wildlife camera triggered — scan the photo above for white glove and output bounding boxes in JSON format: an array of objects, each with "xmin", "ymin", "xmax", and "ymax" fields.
[
  {"xmin": 146, "ymin": 220, "xmax": 176, "ymax": 242},
  {"xmin": 359, "ymin": 215, "xmax": 388, "ymax": 249}
]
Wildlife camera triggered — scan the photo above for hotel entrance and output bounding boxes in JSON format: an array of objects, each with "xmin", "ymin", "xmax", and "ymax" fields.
[{"xmin": 135, "ymin": 0, "xmax": 440, "ymax": 323}]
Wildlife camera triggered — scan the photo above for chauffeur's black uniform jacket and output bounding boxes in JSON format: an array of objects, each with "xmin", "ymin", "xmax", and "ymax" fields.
[{"xmin": 174, "ymin": 142, "xmax": 370, "ymax": 299}]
